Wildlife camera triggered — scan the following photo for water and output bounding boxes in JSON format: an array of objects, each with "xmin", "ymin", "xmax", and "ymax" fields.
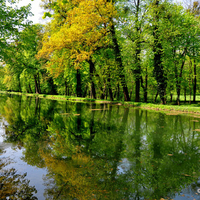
[{"xmin": 0, "ymin": 94, "xmax": 200, "ymax": 199}]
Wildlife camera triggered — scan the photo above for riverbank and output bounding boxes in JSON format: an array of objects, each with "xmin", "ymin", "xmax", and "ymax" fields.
[{"xmin": 1, "ymin": 91, "xmax": 200, "ymax": 114}]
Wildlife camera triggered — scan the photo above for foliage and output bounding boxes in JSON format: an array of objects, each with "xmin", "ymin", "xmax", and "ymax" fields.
[
  {"xmin": 1, "ymin": 0, "xmax": 200, "ymax": 103},
  {"xmin": 0, "ymin": 159, "xmax": 37, "ymax": 199},
  {"xmin": 0, "ymin": 0, "xmax": 32, "ymax": 56}
]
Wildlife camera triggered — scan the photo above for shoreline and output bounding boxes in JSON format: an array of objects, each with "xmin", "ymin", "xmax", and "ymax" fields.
[{"xmin": 1, "ymin": 91, "xmax": 200, "ymax": 115}]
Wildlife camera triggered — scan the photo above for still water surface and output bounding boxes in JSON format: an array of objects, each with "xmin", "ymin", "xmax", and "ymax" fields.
[{"xmin": 0, "ymin": 95, "xmax": 200, "ymax": 199}]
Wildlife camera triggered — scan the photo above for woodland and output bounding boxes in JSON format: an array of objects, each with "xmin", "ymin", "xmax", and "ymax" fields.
[{"xmin": 0, "ymin": 0, "xmax": 200, "ymax": 105}]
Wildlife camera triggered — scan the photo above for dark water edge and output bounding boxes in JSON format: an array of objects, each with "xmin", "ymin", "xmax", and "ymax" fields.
[{"xmin": 0, "ymin": 94, "xmax": 200, "ymax": 199}]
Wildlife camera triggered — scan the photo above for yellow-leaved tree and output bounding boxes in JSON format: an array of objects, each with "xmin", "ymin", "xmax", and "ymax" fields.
[
  {"xmin": 38, "ymin": 0, "xmax": 116, "ymax": 61},
  {"xmin": 37, "ymin": 0, "xmax": 130, "ymax": 100}
]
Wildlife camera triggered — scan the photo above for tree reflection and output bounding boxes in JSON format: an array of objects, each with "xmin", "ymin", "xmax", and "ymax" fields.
[
  {"xmin": 0, "ymin": 159, "xmax": 37, "ymax": 199},
  {"xmin": 0, "ymin": 95, "xmax": 200, "ymax": 199},
  {"xmin": 40, "ymin": 105, "xmax": 129, "ymax": 199}
]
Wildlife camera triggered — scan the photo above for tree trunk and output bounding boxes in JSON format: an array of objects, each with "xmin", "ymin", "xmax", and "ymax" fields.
[
  {"xmin": 18, "ymin": 74, "xmax": 21, "ymax": 92},
  {"xmin": 88, "ymin": 60, "xmax": 96, "ymax": 99},
  {"xmin": 34, "ymin": 75, "xmax": 40, "ymax": 94},
  {"xmin": 37, "ymin": 73, "xmax": 41, "ymax": 94},
  {"xmin": 189, "ymin": 59, "xmax": 192, "ymax": 105},
  {"xmin": 108, "ymin": 73, "xmax": 114, "ymax": 101},
  {"xmin": 153, "ymin": 37, "xmax": 166, "ymax": 104},
  {"xmin": 154, "ymin": 92, "xmax": 158, "ymax": 103},
  {"xmin": 95, "ymin": 74, "xmax": 105, "ymax": 99},
  {"xmin": 29, "ymin": 83, "xmax": 32, "ymax": 93},
  {"xmin": 76, "ymin": 69, "xmax": 82, "ymax": 97},
  {"xmin": 134, "ymin": 0, "xmax": 141, "ymax": 102},
  {"xmin": 135, "ymin": 75, "xmax": 140, "ymax": 102},
  {"xmin": 193, "ymin": 59, "xmax": 197, "ymax": 103},
  {"xmin": 141, "ymin": 73, "xmax": 148, "ymax": 103},
  {"xmin": 152, "ymin": 0, "xmax": 167, "ymax": 104},
  {"xmin": 170, "ymin": 93, "xmax": 173, "ymax": 102},
  {"xmin": 100, "ymin": 84, "xmax": 106, "ymax": 99},
  {"xmin": 175, "ymin": 50, "xmax": 186, "ymax": 105},
  {"xmin": 110, "ymin": 23, "xmax": 130, "ymax": 101},
  {"xmin": 144, "ymin": 70, "xmax": 148, "ymax": 103},
  {"xmin": 184, "ymin": 87, "xmax": 187, "ymax": 102},
  {"xmin": 48, "ymin": 77, "xmax": 57, "ymax": 95},
  {"xmin": 117, "ymin": 83, "xmax": 120, "ymax": 100},
  {"xmin": 65, "ymin": 81, "xmax": 68, "ymax": 96},
  {"xmin": 134, "ymin": 42, "xmax": 141, "ymax": 102},
  {"xmin": 177, "ymin": 89, "xmax": 180, "ymax": 106}
]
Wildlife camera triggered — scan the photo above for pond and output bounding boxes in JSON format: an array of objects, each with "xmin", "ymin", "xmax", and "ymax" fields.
[{"xmin": 0, "ymin": 94, "xmax": 200, "ymax": 199}]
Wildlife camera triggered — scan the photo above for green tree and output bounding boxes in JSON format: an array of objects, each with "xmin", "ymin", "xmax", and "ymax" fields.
[
  {"xmin": 0, "ymin": 0, "xmax": 31, "ymax": 56},
  {"xmin": 150, "ymin": 0, "xmax": 167, "ymax": 104},
  {"xmin": 2, "ymin": 24, "xmax": 54, "ymax": 94},
  {"xmin": 161, "ymin": 4, "xmax": 200, "ymax": 104}
]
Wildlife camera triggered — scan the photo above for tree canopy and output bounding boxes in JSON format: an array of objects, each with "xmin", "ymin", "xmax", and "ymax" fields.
[
  {"xmin": 0, "ymin": 0, "xmax": 32, "ymax": 53},
  {"xmin": 0, "ymin": 0, "xmax": 200, "ymax": 104}
]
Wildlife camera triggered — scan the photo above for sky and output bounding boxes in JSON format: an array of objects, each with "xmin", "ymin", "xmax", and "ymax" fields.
[
  {"xmin": 16, "ymin": 0, "xmax": 46, "ymax": 24},
  {"xmin": 16, "ymin": 0, "xmax": 185, "ymax": 25}
]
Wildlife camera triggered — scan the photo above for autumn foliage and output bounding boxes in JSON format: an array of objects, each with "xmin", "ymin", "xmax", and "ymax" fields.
[{"xmin": 37, "ymin": 0, "xmax": 117, "ymax": 67}]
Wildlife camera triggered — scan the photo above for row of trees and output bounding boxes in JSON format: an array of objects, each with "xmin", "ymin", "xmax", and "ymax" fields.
[{"xmin": 1, "ymin": 0, "xmax": 200, "ymax": 104}]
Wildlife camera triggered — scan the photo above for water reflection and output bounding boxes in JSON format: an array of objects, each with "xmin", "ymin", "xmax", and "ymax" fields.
[
  {"xmin": 0, "ymin": 159, "xmax": 37, "ymax": 199},
  {"xmin": 0, "ymin": 95, "xmax": 200, "ymax": 199}
]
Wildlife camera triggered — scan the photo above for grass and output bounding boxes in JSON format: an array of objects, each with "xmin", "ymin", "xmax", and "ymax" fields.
[{"xmin": 1, "ymin": 91, "xmax": 200, "ymax": 114}]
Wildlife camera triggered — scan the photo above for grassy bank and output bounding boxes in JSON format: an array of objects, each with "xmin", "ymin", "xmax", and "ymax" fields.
[{"xmin": 1, "ymin": 91, "xmax": 200, "ymax": 114}]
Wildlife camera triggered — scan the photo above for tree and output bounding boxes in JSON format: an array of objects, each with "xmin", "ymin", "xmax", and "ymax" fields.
[
  {"xmin": 0, "ymin": 0, "xmax": 31, "ymax": 57},
  {"xmin": 1, "ymin": 24, "xmax": 53, "ymax": 94},
  {"xmin": 0, "ymin": 162, "xmax": 37, "ymax": 199},
  {"xmin": 38, "ymin": 0, "xmax": 131, "ymax": 100},
  {"xmin": 150, "ymin": 0, "xmax": 168, "ymax": 104},
  {"xmin": 120, "ymin": 0, "xmax": 148, "ymax": 102},
  {"xmin": 161, "ymin": 3, "xmax": 200, "ymax": 104},
  {"xmin": 185, "ymin": 1, "xmax": 200, "ymax": 103},
  {"xmin": 17, "ymin": 24, "xmax": 44, "ymax": 94}
]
